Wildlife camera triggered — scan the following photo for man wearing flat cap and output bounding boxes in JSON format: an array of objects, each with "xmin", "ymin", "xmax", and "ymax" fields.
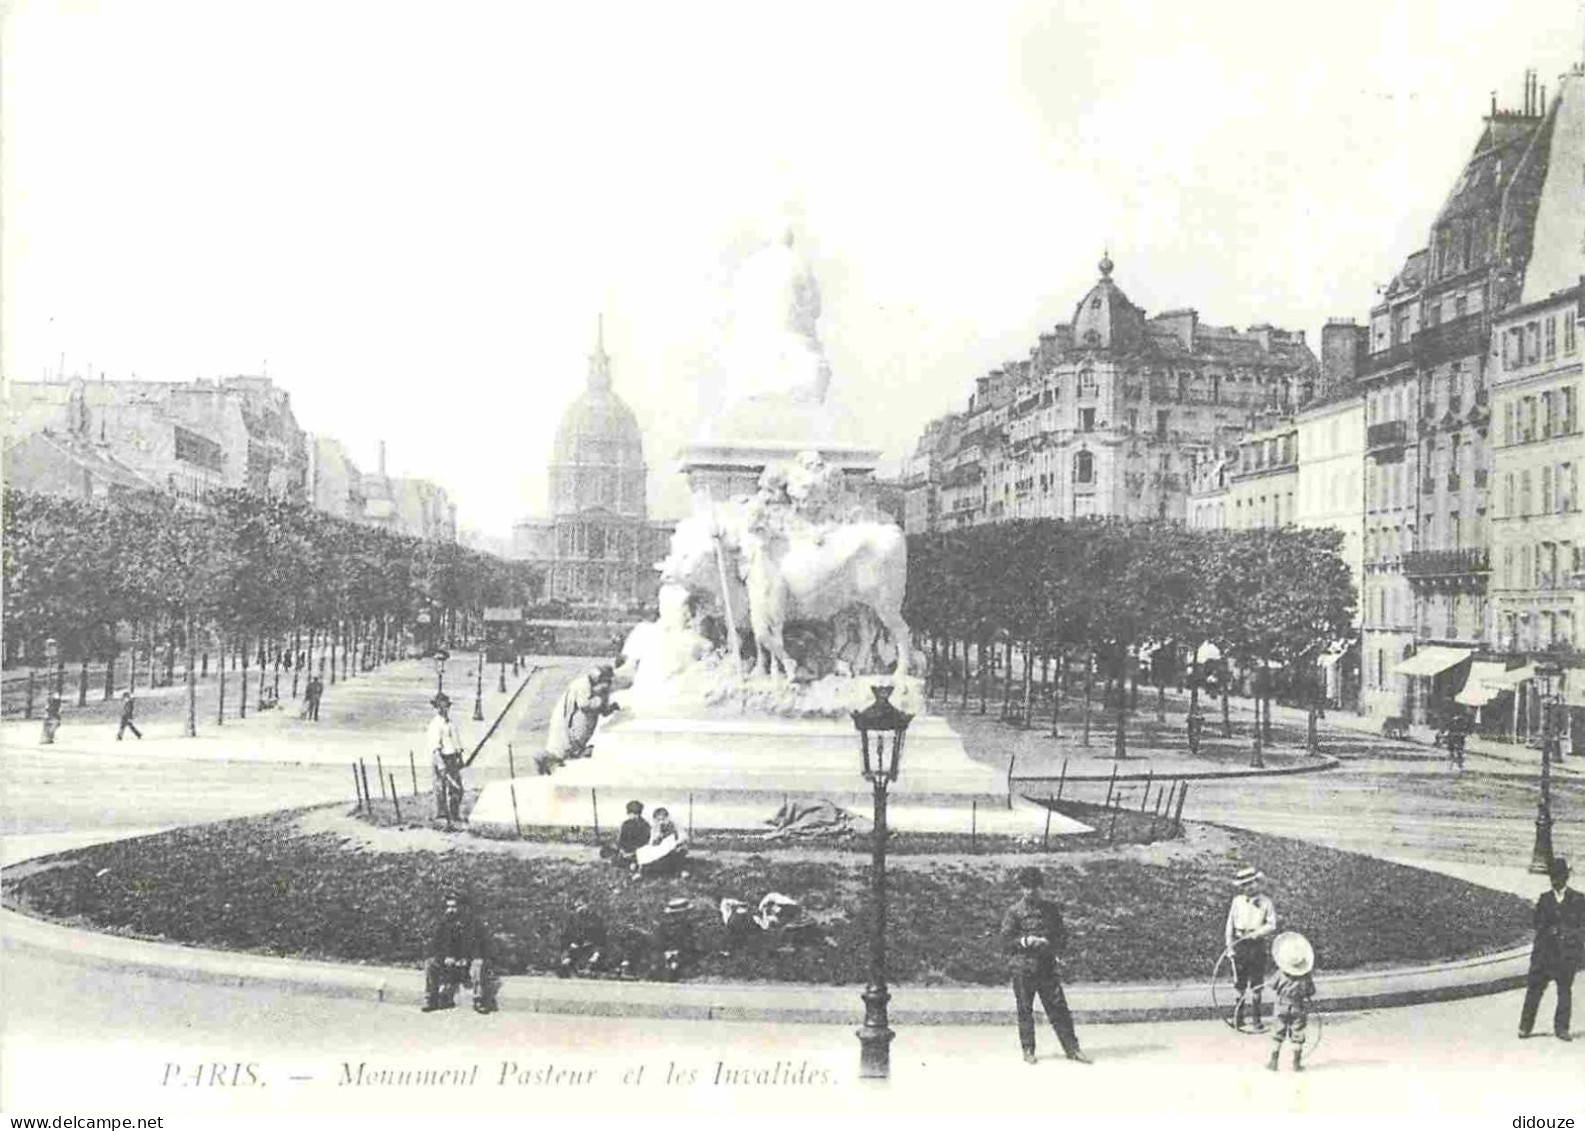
[
  {"xmin": 1519, "ymin": 856, "xmax": 1583, "ymax": 1041},
  {"xmin": 999, "ymin": 867, "xmax": 1090, "ymax": 1065},
  {"xmin": 1225, "ymin": 866, "xmax": 1278, "ymax": 1032},
  {"xmin": 428, "ymin": 692, "xmax": 466, "ymax": 826}
]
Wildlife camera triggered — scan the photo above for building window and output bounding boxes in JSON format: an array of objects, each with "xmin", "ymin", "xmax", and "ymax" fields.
[
  {"xmin": 1080, "ymin": 408, "xmax": 1095, "ymax": 432},
  {"xmin": 1156, "ymin": 410, "xmax": 1169, "ymax": 440},
  {"xmin": 1543, "ymin": 466, "xmax": 1554, "ymax": 513},
  {"xmin": 1565, "ymin": 310, "xmax": 1577, "ymax": 355},
  {"xmin": 1546, "ymin": 317, "xmax": 1557, "ymax": 359},
  {"xmin": 1521, "ymin": 470, "xmax": 1533, "ymax": 514},
  {"xmin": 1075, "ymin": 450, "xmax": 1094, "ymax": 484}
]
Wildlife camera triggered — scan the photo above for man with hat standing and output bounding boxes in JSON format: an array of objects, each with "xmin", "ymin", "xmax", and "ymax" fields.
[
  {"xmin": 1225, "ymin": 866, "xmax": 1278, "ymax": 1032},
  {"xmin": 999, "ymin": 867, "xmax": 1091, "ymax": 1065},
  {"xmin": 1519, "ymin": 856, "xmax": 1583, "ymax": 1041},
  {"xmin": 428, "ymin": 692, "xmax": 466, "ymax": 827}
]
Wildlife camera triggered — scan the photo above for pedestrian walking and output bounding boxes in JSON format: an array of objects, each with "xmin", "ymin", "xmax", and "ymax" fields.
[
  {"xmin": 39, "ymin": 692, "xmax": 63, "ymax": 745},
  {"xmin": 420, "ymin": 892, "xmax": 498, "ymax": 1014},
  {"xmin": 116, "ymin": 690, "xmax": 143, "ymax": 740},
  {"xmin": 305, "ymin": 675, "xmax": 323, "ymax": 722},
  {"xmin": 999, "ymin": 866, "xmax": 1091, "ymax": 1065},
  {"xmin": 1518, "ymin": 857, "xmax": 1583, "ymax": 1042},
  {"xmin": 1224, "ymin": 866, "xmax": 1278, "ymax": 1032},
  {"xmin": 1265, "ymin": 931, "xmax": 1317, "ymax": 1072},
  {"xmin": 428, "ymin": 692, "xmax": 466, "ymax": 826}
]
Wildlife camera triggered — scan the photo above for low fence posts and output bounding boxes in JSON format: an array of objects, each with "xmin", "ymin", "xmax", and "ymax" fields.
[
  {"xmin": 359, "ymin": 760, "xmax": 373, "ymax": 815},
  {"xmin": 389, "ymin": 775, "xmax": 403, "ymax": 824},
  {"xmin": 409, "ymin": 751, "xmax": 419, "ymax": 796},
  {"xmin": 1174, "ymin": 781, "xmax": 1189, "ymax": 835},
  {"xmin": 24, "ymin": 671, "xmax": 35, "ymax": 719},
  {"xmin": 352, "ymin": 762, "xmax": 364, "ymax": 813},
  {"xmin": 509, "ymin": 781, "xmax": 523, "ymax": 839},
  {"xmin": 1055, "ymin": 757, "xmax": 1068, "ymax": 802},
  {"xmin": 1103, "ymin": 762, "xmax": 1119, "ymax": 808},
  {"xmin": 377, "ymin": 756, "xmax": 388, "ymax": 801},
  {"xmin": 591, "ymin": 789, "xmax": 600, "ymax": 838},
  {"xmin": 971, "ymin": 799, "xmax": 978, "ymax": 853},
  {"xmin": 1139, "ymin": 769, "xmax": 1153, "ymax": 812},
  {"xmin": 1042, "ymin": 799, "xmax": 1053, "ymax": 851},
  {"xmin": 1107, "ymin": 795, "xmax": 1121, "ymax": 845},
  {"xmin": 1006, "ymin": 752, "xmax": 1016, "ymax": 810}
]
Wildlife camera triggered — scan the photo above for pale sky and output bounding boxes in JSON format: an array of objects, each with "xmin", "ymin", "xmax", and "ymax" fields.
[{"xmin": 5, "ymin": 0, "xmax": 1583, "ymax": 539}]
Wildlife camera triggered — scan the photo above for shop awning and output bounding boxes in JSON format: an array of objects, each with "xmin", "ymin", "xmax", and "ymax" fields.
[
  {"xmin": 1196, "ymin": 642, "xmax": 1222, "ymax": 664},
  {"xmin": 1485, "ymin": 663, "xmax": 1536, "ymax": 688},
  {"xmin": 1393, "ymin": 646, "xmax": 1474, "ymax": 678},
  {"xmin": 1565, "ymin": 675, "xmax": 1585, "ymax": 708},
  {"xmin": 1455, "ymin": 661, "xmax": 1511, "ymax": 707}
]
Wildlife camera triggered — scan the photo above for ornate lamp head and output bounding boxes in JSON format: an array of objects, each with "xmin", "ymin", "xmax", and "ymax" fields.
[{"xmin": 852, "ymin": 685, "xmax": 913, "ymax": 783}]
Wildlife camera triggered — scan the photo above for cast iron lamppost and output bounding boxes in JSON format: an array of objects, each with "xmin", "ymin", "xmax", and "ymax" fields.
[
  {"xmin": 1528, "ymin": 659, "xmax": 1562, "ymax": 874},
  {"xmin": 473, "ymin": 644, "xmax": 486, "ymax": 722},
  {"xmin": 435, "ymin": 648, "xmax": 449, "ymax": 698},
  {"xmin": 851, "ymin": 685, "xmax": 912, "ymax": 1081}
]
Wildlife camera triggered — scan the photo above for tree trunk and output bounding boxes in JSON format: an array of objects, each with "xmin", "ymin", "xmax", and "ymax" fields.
[
  {"xmin": 77, "ymin": 657, "xmax": 89, "ymax": 707},
  {"xmin": 329, "ymin": 626, "xmax": 338, "ymax": 685},
  {"xmin": 1021, "ymin": 643, "xmax": 1033, "ymax": 728},
  {"xmin": 217, "ymin": 635, "xmax": 227, "ymax": 725},
  {"xmin": 1001, "ymin": 639, "xmax": 1014, "ymax": 717},
  {"xmin": 103, "ymin": 650, "xmax": 116, "ymax": 701},
  {"xmin": 240, "ymin": 641, "xmax": 249, "ymax": 720},
  {"xmin": 185, "ymin": 609, "xmax": 197, "ymax": 738},
  {"xmin": 961, "ymin": 638, "xmax": 971, "ymax": 710},
  {"xmin": 970, "ymin": 633, "xmax": 982, "ymax": 712},
  {"xmin": 291, "ymin": 628, "xmax": 302, "ymax": 699},
  {"xmin": 1083, "ymin": 651, "xmax": 1095, "ymax": 747},
  {"xmin": 1114, "ymin": 644, "xmax": 1129, "ymax": 760},
  {"xmin": 1156, "ymin": 673, "xmax": 1166, "ymax": 724},
  {"xmin": 1050, "ymin": 649, "xmax": 1063, "ymax": 738},
  {"xmin": 1221, "ymin": 687, "xmax": 1232, "ymax": 738}
]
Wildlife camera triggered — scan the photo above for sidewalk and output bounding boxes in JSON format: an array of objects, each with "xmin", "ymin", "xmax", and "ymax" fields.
[{"xmin": 0, "ymin": 655, "xmax": 537, "ymax": 768}]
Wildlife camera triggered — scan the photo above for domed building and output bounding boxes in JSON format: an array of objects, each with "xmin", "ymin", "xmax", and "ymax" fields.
[{"xmin": 513, "ymin": 321, "xmax": 675, "ymax": 608}]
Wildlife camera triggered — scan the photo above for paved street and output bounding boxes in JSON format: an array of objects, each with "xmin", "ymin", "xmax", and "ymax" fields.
[{"xmin": 2, "ymin": 656, "xmax": 1582, "ymax": 1115}]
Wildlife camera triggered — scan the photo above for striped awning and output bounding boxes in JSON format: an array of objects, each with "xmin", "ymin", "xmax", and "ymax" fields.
[
  {"xmin": 1393, "ymin": 646, "xmax": 1474, "ymax": 678},
  {"xmin": 1455, "ymin": 661, "xmax": 1511, "ymax": 707}
]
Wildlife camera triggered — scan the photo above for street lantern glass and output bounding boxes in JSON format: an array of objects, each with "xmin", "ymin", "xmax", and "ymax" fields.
[{"xmin": 852, "ymin": 685, "xmax": 913, "ymax": 783}]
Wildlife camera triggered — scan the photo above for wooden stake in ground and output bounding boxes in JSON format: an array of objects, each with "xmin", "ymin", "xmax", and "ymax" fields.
[
  {"xmin": 1174, "ymin": 781, "xmax": 1189, "ymax": 834},
  {"xmin": 377, "ymin": 755, "xmax": 387, "ymax": 800},
  {"xmin": 352, "ymin": 763, "xmax": 364, "ymax": 813},
  {"xmin": 1043, "ymin": 801, "xmax": 1053, "ymax": 851},
  {"xmin": 409, "ymin": 750, "xmax": 418, "ymax": 796},
  {"xmin": 971, "ymin": 800, "xmax": 978, "ymax": 852},
  {"xmin": 1056, "ymin": 757, "xmax": 1068, "ymax": 802},
  {"xmin": 1139, "ymin": 769, "xmax": 1153, "ymax": 812},
  {"xmin": 359, "ymin": 760, "xmax": 373, "ymax": 817},
  {"xmin": 1108, "ymin": 796, "xmax": 1121, "ymax": 845},
  {"xmin": 507, "ymin": 743, "xmax": 516, "ymax": 780},
  {"xmin": 389, "ymin": 775, "xmax": 403, "ymax": 824},
  {"xmin": 1103, "ymin": 762, "xmax": 1119, "ymax": 808},
  {"xmin": 591, "ymin": 789, "xmax": 600, "ymax": 838},
  {"xmin": 1006, "ymin": 752, "xmax": 1017, "ymax": 810},
  {"xmin": 509, "ymin": 781, "xmax": 522, "ymax": 839}
]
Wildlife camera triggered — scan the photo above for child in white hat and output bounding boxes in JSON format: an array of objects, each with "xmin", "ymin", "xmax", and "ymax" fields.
[
  {"xmin": 1265, "ymin": 931, "xmax": 1317, "ymax": 1072},
  {"xmin": 1225, "ymin": 867, "xmax": 1278, "ymax": 1031}
]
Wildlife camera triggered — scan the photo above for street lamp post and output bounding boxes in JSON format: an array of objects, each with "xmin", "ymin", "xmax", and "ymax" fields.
[
  {"xmin": 1528, "ymin": 660, "xmax": 1562, "ymax": 874},
  {"xmin": 435, "ymin": 649, "xmax": 449, "ymax": 698},
  {"xmin": 851, "ymin": 685, "xmax": 913, "ymax": 1081},
  {"xmin": 473, "ymin": 648, "xmax": 485, "ymax": 722}
]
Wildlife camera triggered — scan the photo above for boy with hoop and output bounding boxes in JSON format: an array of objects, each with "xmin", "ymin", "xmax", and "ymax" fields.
[{"xmin": 1224, "ymin": 866, "xmax": 1278, "ymax": 1031}]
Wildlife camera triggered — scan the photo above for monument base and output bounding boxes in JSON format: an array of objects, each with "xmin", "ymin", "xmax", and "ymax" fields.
[{"xmin": 468, "ymin": 713, "xmax": 1089, "ymax": 836}]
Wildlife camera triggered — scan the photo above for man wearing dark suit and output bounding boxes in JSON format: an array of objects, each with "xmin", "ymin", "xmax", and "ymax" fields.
[
  {"xmin": 999, "ymin": 867, "xmax": 1091, "ymax": 1065},
  {"xmin": 1519, "ymin": 856, "xmax": 1583, "ymax": 1041}
]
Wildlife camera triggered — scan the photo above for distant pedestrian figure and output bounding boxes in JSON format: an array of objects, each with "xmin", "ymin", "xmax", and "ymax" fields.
[
  {"xmin": 40, "ymin": 693, "xmax": 63, "ymax": 745},
  {"xmin": 1265, "ymin": 931, "xmax": 1317, "ymax": 1072},
  {"xmin": 116, "ymin": 690, "xmax": 143, "ymax": 740},
  {"xmin": 421, "ymin": 893, "xmax": 498, "ymax": 1013},
  {"xmin": 1446, "ymin": 710, "xmax": 1470, "ymax": 769},
  {"xmin": 1225, "ymin": 867, "xmax": 1278, "ymax": 1032},
  {"xmin": 428, "ymin": 692, "xmax": 466, "ymax": 826},
  {"xmin": 999, "ymin": 867, "xmax": 1090, "ymax": 1065},
  {"xmin": 304, "ymin": 675, "xmax": 323, "ymax": 722},
  {"xmin": 1519, "ymin": 857, "xmax": 1583, "ymax": 1041}
]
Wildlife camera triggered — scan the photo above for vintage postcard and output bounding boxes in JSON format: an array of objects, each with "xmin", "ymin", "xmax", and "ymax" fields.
[{"xmin": 3, "ymin": 1, "xmax": 1584, "ymax": 1124}]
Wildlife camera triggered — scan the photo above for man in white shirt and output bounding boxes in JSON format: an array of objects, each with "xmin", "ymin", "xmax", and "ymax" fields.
[
  {"xmin": 428, "ymin": 693, "xmax": 466, "ymax": 827},
  {"xmin": 1225, "ymin": 866, "xmax": 1278, "ymax": 1032}
]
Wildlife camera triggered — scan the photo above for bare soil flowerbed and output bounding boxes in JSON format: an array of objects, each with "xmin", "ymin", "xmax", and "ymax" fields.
[{"xmin": 2, "ymin": 804, "xmax": 1531, "ymax": 987}]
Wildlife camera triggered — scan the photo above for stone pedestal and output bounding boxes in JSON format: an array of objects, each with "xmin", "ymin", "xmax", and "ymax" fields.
[{"xmin": 468, "ymin": 712, "xmax": 1088, "ymax": 836}]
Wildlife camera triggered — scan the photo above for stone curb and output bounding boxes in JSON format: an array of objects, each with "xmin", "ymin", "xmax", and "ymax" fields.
[
  {"xmin": 1013, "ymin": 753, "xmax": 1340, "ymax": 787},
  {"xmin": 0, "ymin": 902, "xmax": 1532, "ymax": 1027}
]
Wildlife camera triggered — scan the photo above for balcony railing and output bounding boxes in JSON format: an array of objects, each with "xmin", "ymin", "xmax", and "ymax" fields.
[
  {"xmin": 1364, "ymin": 341, "xmax": 1415, "ymax": 375},
  {"xmin": 1414, "ymin": 313, "xmax": 1488, "ymax": 367},
  {"xmin": 1367, "ymin": 419, "xmax": 1408, "ymax": 450},
  {"xmin": 1402, "ymin": 548, "xmax": 1491, "ymax": 578}
]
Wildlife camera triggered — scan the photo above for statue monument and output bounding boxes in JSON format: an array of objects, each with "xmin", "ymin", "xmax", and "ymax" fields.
[{"xmin": 470, "ymin": 223, "xmax": 1072, "ymax": 836}]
